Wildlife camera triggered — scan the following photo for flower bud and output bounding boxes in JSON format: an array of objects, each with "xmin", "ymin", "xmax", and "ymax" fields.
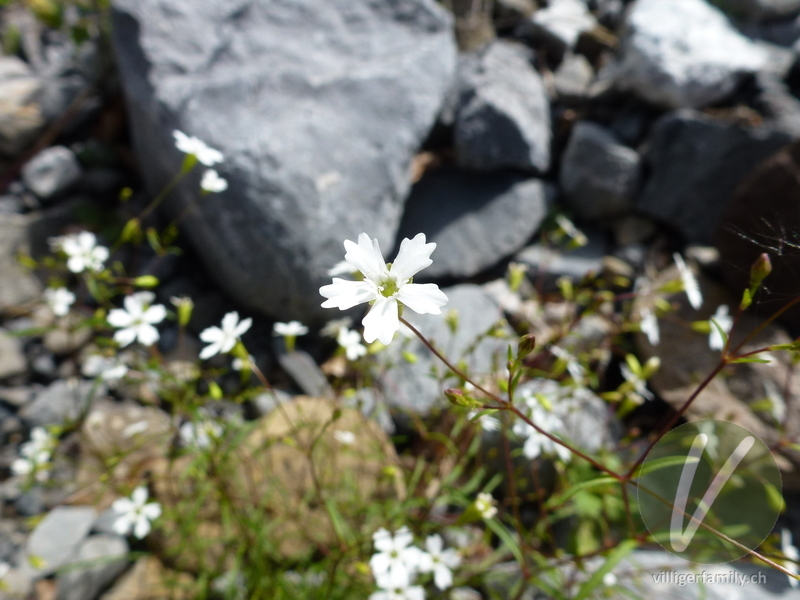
[
  {"xmin": 748, "ymin": 253, "xmax": 772, "ymax": 290},
  {"xmin": 518, "ymin": 334, "xmax": 536, "ymax": 359}
]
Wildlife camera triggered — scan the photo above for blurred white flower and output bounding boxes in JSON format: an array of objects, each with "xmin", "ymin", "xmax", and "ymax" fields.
[
  {"xmin": 475, "ymin": 492, "xmax": 497, "ymax": 520},
  {"xmin": 417, "ymin": 534, "xmax": 460, "ymax": 590},
  {"xmin": 639, "ymin": 308, "xmax": 659, "ymax": 346},
  {"xmin": 673, "ymin": 253, "xmax": 703, "ymax": 310},
  {"xmin": 273, "ymin": 321, "xmax": 309, "ymax": 337},
  {"xmin": 82, "ymin": 355, "xmax": 128, "ymax": 383},
  {"xmin": 232, "ymin": 354, "xmax": 255, "ymax": 371},
  {"xmin": 179, "ymin": 420, "xmax": 223, "ymax": 449},
  {"xmin": 370, "ymin": 570, "xmax": 425, "ymax": 600},
  {"xmin": 44, "ymin": 287, "xmax": 75, "ymax": 317},
  {"xmin": 337, "ymin": 327, "xmax": 367, "ymax": 361},
  {"xmin": 320, "ymin": 233, "xmax": 448, "ymax": 345},
  {"xmin": 621, "ymin": 364, "xmax": 654, "ymax": 402},
  {"xmin": 321, "ymin": 317, "xmax": 352, "ymax": 338},
  {"xmin": 709, "ymin": 305, "xmax": 733, "ymax": 351},
  {"xmin": 173, "ymin": 130, "xmax": 223, "ymax": 166},
  {"xmin": 107, "ymin": 292, "xmax": 167, "ymax": 347},
  {"xmin": 333, "ymin": 430, "xmax": 355, "ymax": 445},
  {"xmin": 112, "ymin": 486, "xmax": 162, "ymax": 539},
  {"xmin": 370, "ymin": 527, "xmax": 424, "ymax": 586},
  {"xmin": 200, "ymin": 169, "xmax": 228, "ymax": 193},
  {"xmin": 603, "ymin": 572, "xmax": 618, "ymax": 587},
  {"xmin": 764, "ymin": 379, "xmax": 787, "ymax": 424},
  {"xmin": 199, "ymin": 311, "xmax": 252, "ymax": 359},
  {"xmin": 782, "ymin": 529, "xmax": 799, "ymax": 588},
  {"xmin": 512, "ymin": 394, "xmax": 572, "ymax": 462},
  {"xmin": 11, "ymin": 427, "xmax": 55, "ymax": 482},
  {"xmin": 52, "ymin": 231, "xmax": 108, "ymax": 273},
  {"xmin": 550, "ymin": 346, "xmax": 585, "ymax": 383},
  {"xmin": 468, "ymin": 409, "xmax": 500, "ymax": 432}
]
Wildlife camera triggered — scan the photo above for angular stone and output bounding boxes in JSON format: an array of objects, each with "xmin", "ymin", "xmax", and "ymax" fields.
[
  {"xmin": 22, "ymin": 146, "xmax": 82, "ymax": 200},
  {"xmin": 0, "ymin": 214, "xmax": 43, "ymax": 313},
  {"xmin": 0, "ymin": 329, "xmax": 27, "ymax": 380},
  {"xmin": 20, "ymin": 379, "xmax": 105, "ymax": 428},
  {"xmin": 0, "ymin": 56, "xmax": 44, "ymax": 157},
  {"xmin": 21, "ymin": 506, "xmax": 97, "ymax": 576},
  {"xmin": 553, "ymin": 54, "xmax": 594, "ymax": 100},
  {"xmin": 716, "ymin": 0, "xmax": 800, "ymax": 22},
  {"xmin": 527, "ymin": 0, "xmax": 597, "ymax": 57},
  {"xmin": 111, "ymin": 0, "xmax": 457, "ymax": 323},
  {"xmin": 55, "ymin": 535, "xmax": 129, "ymax": 600},
  {"xmin": 637, "ymin": 110, "xmax": 791, "ymax": 244},
  {"xmin": 560, "ymin": 121, "xmax": 641, "ymax": 219},
  {"xmin": 609, "ymin": 0, "xmax": 769, "ymax": 109},
  {"xmin": 100, "ymin": 557, "xmax": 195, "ymax": 600},
  {"xmin": 454, "ymin": 40, "xmax": 551, "ymax": 173},
  {"xmin": 395, "ymin": 168, "xmax": 550, "ymax": 280}
]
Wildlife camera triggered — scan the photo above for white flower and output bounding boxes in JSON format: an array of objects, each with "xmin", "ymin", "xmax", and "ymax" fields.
[
  {"xmin": 53, "ymin": 232, "xmax": 109, "ymax": 273},
  {"xmin": 550, "ymin": 346, "xmax": 585, "ymax": 383},
  {"xmin": 370, "ymin": 570, "xmax": 425, "ymax": 600},
  {"xmin": 333, "ymin": 430, "xmax": 356, "ymax": 445},
  {"xmin": 12, "ymin": 427, "xmax": 55, "ymax": 481},
  {"xmin": 673, "ymin": 253, "xmax": 703, "ymax": 310},
  {"xmin": 232, "ymin": 354, "xmax": 255, "ymax": 371},
  {"xmin": 179, "ymin": 420, "xmax": 223, "ymax": 448},
  {"xmin": 199, "ymin": 311, "xmax": 252, "ymax": 360},
  {"xmin": 621, "ymin": 364, "xmax": 654, "ymax": 402},
  {"xmin": 602, "ymin": 572, "xmax": 617, "ymax": 587},
  {"xmin": 475, "ymin": 492, "xmax": 497, "ymax": 520},
  {"xmin": 82, "ymin": 355, "xmax": 128, "ymax": 383},
  {"xmin": 111, "ymin": 486, "xmax": 162, "ymax": 539},
  {"xmin": 44, "ymin": 287, "xmax": 75, "ymax": 316},
  {"xmin": 639, "ymin": 308, "xmax": 659, "ymax": 346},
  {"xmin": 173, "ymin": 130, "xmax": 223, "ymax": 166},
  {"xmin": 200, "ymin": 169, "xmax": 228, "ymax": 193},
  {"xmin": 370, "ymin": 527, "xmax": 424, "ymax": 585},
  {"xmin": 709, "ymin": 305, "xmax": 733, "ymax": 351},
  {"xmin": 782, "ymin": 529, "xmax": 800, "ymax": 588},
  {"xmin": 273, "ymin": 321, "xmax": 309, "ymax": 337},
  {"xmin": 321, "ymin": 317, "xmax": 352, "ymax": 338},
  {"xmin": 468, "ymin": 410, "xmax": 500, "ymax": 432},
  {"xmin": 417, "ymin": 534, "xmax": 460, "ymax": 590},
  {"xmin": 513, "ymin": 392, "xmax": 572, "ymax": 462},
  {"xmin": 327, "ymin": 260, "xmax": 358, "ymax": 277},
  {"xmin": 337, "ymin": 327, "xmax": 367, "ymax": 361},
  {"xmin": 320, "ymin": 233, "xmax": 448, "ymax": 345},
  {"xmin": 107, "ymin": 292, "xmax": 167, "ymax": 347}
]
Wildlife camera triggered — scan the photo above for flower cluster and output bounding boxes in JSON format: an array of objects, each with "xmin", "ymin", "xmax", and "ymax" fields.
[
  {"xmin": 43, "ymin": 287, "xmax": 75, "ymax": 316},
  {"xmin": 11, "ymin": 427, "xmax": 56, "ymax": 481},
  {"xmin": 173, "ymin": 129, "xmax": 227, "ymax": 194},
  {"xmin": 369, "ymin": 528, "xmax": 461, "ymax": 599},
  {"xmin": 179, "ymin": 419, "xmax": 223, "ymax": 449},
  {"xmin": 512, "ymin": 391, "xmax": 571, "ymax": 462},
  {"xmin": 50, "ymin": 231, "xmax": 108, "ymax": 273}
]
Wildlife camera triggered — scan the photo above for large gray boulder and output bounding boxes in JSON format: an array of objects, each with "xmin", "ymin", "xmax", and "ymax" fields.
[
  {"xmin": 608, "ymin": 0, "xmax": 769, "ymax": 109},
  {"xmin": 637, "ymin": 110, "xmax": 791, "ymax": 244},
  {"xmin": 112, "ymin": 0, "xmax": 457, "ymax": 322}
]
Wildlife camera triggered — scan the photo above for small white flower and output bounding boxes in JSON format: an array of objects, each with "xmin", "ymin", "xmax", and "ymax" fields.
[
  {"xmin": 708, "ymin": 305, "xmax": 733, "ymax": 351},
  {"xmin": 337, "ymin": 327, "xmax": 367, "ymax": 361},
  {"xmin": 232, "ymin": 354, "xmax": 255, "ymax": 371},
  {"xmin": 273, "ymin": 321, "xmax": 309, "ymax": 337},
  {"xmin": 475, "ymin": 492, "xmax": 497, "ymax": 520},
  {"xmin": 82, "ymin": 355, "xmax": 128, "ymax": 383},
  {"xmin": 107, "ymin": 292, "xmax": 167, "ymax": 347},
  {"xmin": 550, "ymin": 346, "xmax": 585, "ymax": 384},
  {"xmin": 321, "ymin": 317, "xmax": 353, "ymax": 338},
  {"xmin": 673, "ymin": 253, "xmax": 703, "ymax": 310},
  {"xmin": 199, "ymin": 311, "xmax": 252, "ymax": 360},
  {"xmin": 639, "ymin": 308, "xmax": 659, "ymax": 346},
  {"xmin": 370, "ymin": 570, "xmax": 425, "ymax": 600},
  {"xmin": 200, "ymin": 169, "xmax": 228, "ymax": 193},
  {"xmin": 621, "ymin": 364, "xmax": 654, "ymax": 402},
  {"xmin": 12, "ymin": 427, "xmax": 55, "ymax": 482},
  {"xmin": 333, "ymin": 430, "xmax": 356, "ymax": 445},
  {"xmin": 370, "ymin": 527, "xmax": 424, "ymax": 585},
  {"xmin": 52, "ymin": 232, "xmax": 109, "ymax": 273},
  {"xmin": 328, "ymin": 260, "xmax": 358, "ymax": 277},
  {"xmin": 513, "ymin": 398, "xmax": 572, "ymax": 462},
  {"xmin": 44, "ymin": 287, "xmax": 75, "ymax": 316},
  {"xmin": 468, "ymin": 409, "xmax": 500, "ymax": 432},
  {"xmin": 320, "ymin": 233, "xmax": 448, "ymax": 345},
  {"xmin": 602, "ymin": 572, "xmax": 617, "ymax": 587},
  {"xmin": 782, "ymin": 529, "xmax": 800, "ymax": 588},
  {"xmin": 111, "ymin": 486, "xmax": 162, "ymax": 539},
  {"xmin": 173, "ymin": 130, "xmax": 223, "ymax": 166},
  {"xmin": 179, "ymin": 420, "xmax": 223, "ymax": 448},
  {"xmin": 417, "ymin": 534, "xmax": 461, "ymax": 590}
]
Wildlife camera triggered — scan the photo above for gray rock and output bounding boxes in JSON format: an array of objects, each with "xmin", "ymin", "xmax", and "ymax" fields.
[
  {"xmin": 21, "ymin": 146, "xmax": 82, "ymax": 200},
  {"xmin": 0, "ymin": 196, "xmax": 24, "ymax": 214},
  {"xmin": 0, "ymin": 386, "xmax": 35, "ymax": 407},
  {"xmin": 553, "ymin": 54, "xmax": 594, "ymax": 100},
  {"xmin": 14, "ymin": 487, "xmax": 45, "ymax": 517},
  {"xmin": 754, "ymin": 72, "xmax": 800, "ymax": 138},
  {"xmin": 0, "ymin": 55, "xmax": 44, "ymax": 157},
  {"xmin": 454, "ymin": 40, "xmax": 551, "ymax": 173},
  {"xmin": 55, "ymin": 535, "xmax": 129, "ymax": 600},
  {"xmin": 396, "ymin": 169, "xmax": 551, "ymax": 280},
  {"xmin": 20, "ymin": 379, "xmax": 104, "ymax": 427},
  {"xmin": 20, "ymin": 505, "xmax": 97, "ymax": 576},
  {"xmin": 514, "ymin": 226, "xmax": 609, "ymax": 288},
  {"xmin": 274, "ymin": 348, "xmax": 333, "ymax": 398},
  {"xmin": 637, "ymin": 110, "xmax": 792, "ymax": 244},
  {"xmin": 379, "ymin": 284, "xmax": 511, "ymax": 413},
  {"xmin": 0, "ymin": 214, "xmax": 44, "ymax": 312},
  {"xmin": 560, "ymin": 121, "xmax": 641, "ymax": 219},
  {"xmin": 112, "ymin": 0, "xmax": 457, "ymax": 323},
  {"xmin": 716, "ymin": 0, "xmax": 800, "ymax": 22},
  {"xmin": 608, "ymin": 0, "xmax": 769, "ymax": 109},
  {"xmin": 525, "ymin": 0, "xmax": 597, "ymax": 57},
  {"xmin": 0, "ymin": 329, "xmax": 27, "ymax": 380}
]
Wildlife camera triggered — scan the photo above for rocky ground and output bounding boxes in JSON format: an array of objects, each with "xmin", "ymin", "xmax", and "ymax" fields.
[{"xmin": 3, "ymin": 0, "xmax": 800, "ymax": 599}]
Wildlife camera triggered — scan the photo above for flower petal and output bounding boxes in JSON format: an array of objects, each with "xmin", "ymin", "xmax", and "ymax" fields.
[
  {"xmin": 113, "ymin": 327, "xmax": 138, "ymax": 348},
  {"xmin": 396, "ymin": 283, "xmax": 448, "ymax": 315},
  {"xmin": 362, "ymin": 296, "xmax": 399, "ymax": 345},
  {"xmin": 234, "ymin": 317, "xmax": 252, "ymax": 337},
  {"xmin": 136, "ymin": 324, "xmax": 160, "ymax": 346},
  {"xmin": 143, "ymin": 304, "xmax": 167, "ymax": 325},
  {"xmin": 343, "ymin": 233, "xmax": 386, "ymax": 281},
  {"xmin": 320, "ymin": 279, "xmax": 376, "ymax": 310},
  {"xmin": 391, "ymin": 233, "xmax": 435, "ymax": 282},
  {"xmin": 107, "ymin": 309, "xmax": 134, "ymax": 328},
  {"xmin": 200, "ymin": 326, "xmax": 223, "ymax": 343}
]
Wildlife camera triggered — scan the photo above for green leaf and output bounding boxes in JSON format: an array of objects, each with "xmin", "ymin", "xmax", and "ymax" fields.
[
  {"xmin": 636, "ymin": 454, "xmax": 699, "ymax": 478},
  {"xmin": 485, "ymin": 518, "xmax": 524, "ymax": 565},
  {"xmin": 765, "ymin": 482, "xmax": 785, "ymax": 514},
  {"xmin": 729, "ymin": 355, "xmax": 771, "ymax": 364},
  {"xmin": 545, "ymin": 476, "xmax": 617, "ymax": 510}
]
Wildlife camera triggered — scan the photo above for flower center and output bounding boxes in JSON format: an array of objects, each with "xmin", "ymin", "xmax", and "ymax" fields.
[
  {"xmin": 390, "ymin": 550, "xmax": 399, "ymax": 559},
  {"xmin": 378, "ymin": 276, "xmax": 400, "ymax": 298}
]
